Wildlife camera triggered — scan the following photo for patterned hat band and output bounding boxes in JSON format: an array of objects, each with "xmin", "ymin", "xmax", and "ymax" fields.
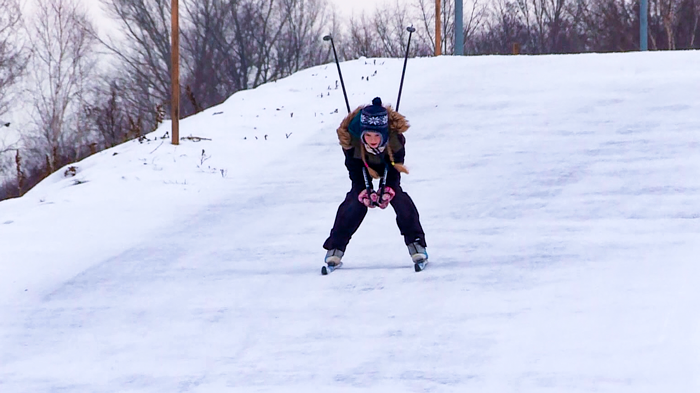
[{"xmin": 360, "ymin": 112, "xmax": 388, "ymax": 128}]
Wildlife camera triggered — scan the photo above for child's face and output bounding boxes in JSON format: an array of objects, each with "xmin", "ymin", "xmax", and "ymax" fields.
[{"xmin": 363, "ymin": 132, "xmax": 382, "ymax": 148}]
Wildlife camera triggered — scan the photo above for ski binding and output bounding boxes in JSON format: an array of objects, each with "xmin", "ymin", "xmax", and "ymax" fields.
[
  {"xmin": 321, "ymin": 262, "xmax": 343, "ymax": 275},
  {"xmin": 414, "ymin": 260, "xmax": 428, "ymax": 272}
]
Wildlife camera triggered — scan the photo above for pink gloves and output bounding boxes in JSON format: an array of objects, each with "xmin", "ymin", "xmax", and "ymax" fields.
[
  {"xmin": 377, "ymin": 186, "xmax": 395, "ymax": 209},
  {"xmin": 358, "ymin": 189, "xmax": 374, "ymax": 208},
  {"xmin": 358, "ymin": 187, "xmax": 395, "ymax": 209}
]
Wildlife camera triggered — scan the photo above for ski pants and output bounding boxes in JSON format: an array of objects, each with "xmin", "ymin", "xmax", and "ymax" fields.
[{"xmin": 323, "ymin": 181, "xmax": 426, "ymax": 252}]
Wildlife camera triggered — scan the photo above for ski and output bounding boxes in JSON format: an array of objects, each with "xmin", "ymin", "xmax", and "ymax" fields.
[
  {"xmin": 321, "ymin": 262, "xmax": 343, "ymax": 275},
  {"xmin": 414, "ymin": 260, "xmax": 428, "ymax": 272},
  {"xmin": 321, "ymin": 261, "xmax": 427, "ymax": 274}
]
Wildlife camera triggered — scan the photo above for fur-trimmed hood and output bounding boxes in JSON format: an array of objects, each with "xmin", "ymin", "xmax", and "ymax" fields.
[
  {"xmin": 335, "ymin": 104, "xmax": 411, "ymax": 178},
  {"xmin": 336, "ymin": 105, "xmax": 409, "ymax": 150}
]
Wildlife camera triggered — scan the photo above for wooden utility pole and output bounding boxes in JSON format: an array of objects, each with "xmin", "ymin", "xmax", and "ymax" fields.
[
  {"xmin": 171, "ymin": 0, "xmax": 180, "ymax": 145},
  {"xmin": 435, "ymin": 0, "xmax": 441, "ymax": 56}
]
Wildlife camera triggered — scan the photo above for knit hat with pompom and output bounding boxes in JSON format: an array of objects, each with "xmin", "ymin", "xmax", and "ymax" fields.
[{"xmin": 359, "ymin": 97, "xmax": 389, "ymax": 148}]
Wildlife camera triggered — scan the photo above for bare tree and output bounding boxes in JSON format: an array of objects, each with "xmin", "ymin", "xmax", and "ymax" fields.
[
  {"xmin": 547, "ymin": 0, "xmax": 569, "ymax": 51},
  {"xmin": 99, "ymin": 0, "xmax": 172, "ymax": 124},
  {"xmin": 460, "ymin": 0, "xmax": 488, "ymax": 53},
  {"xmin": 442, "ymin": 0, "xmax": 456, "ymax": 53},
  {"xmin": 320, "ymin": 6, "xmax": 348, "ymax": 61},
  {"xmin": 374, "ymin": 0, "xmax": 415, "ymax": 57},
  {"xmin": 472, "ymin": 0, "xmax": 530, "ymax": 53},
  {"xmin": 24, "ymin": 0, "xmax": 98, "ymax": 173},
  {"xmin": 0, "ymin": 0, "xmax": 28, "ymax": 118},
  {"xmin": 100, "ymin": 0, "xmax": 330, "ymax": 125},
  {"xmin": 659, "ymin": 0, "xmax": 679, "ymax": 49},
  {"xmin": 414, "ymin": 0, "xmax": 439, "ymax": 53},
  {"xmin": 691, "ymin": 0, "xmax": 700, "ymax": 47},
  {"xmin": 275, "ymin": 0, "xmax": 331, "ymax": 76},
  {"xmin": 511, "ymin": 0, "xmax": 570, "ymax": 52},
  {"xmin": 412, "ymin": 0, "xmax": 486, "ymax": 55},
  {"xmin": 180, "ymin": 0, "xmax": 232, "ymax": 112},
  {"xmin": 89, "ymin": 80, "xmax": 131, "ymax": 148},
  {"xmin": 235, "ymin": 0, "xmax": 291, "ymax": 87},
  {"xmin": 647, "ymin": 0, "xmax": 700, "ymax": 49},
  {"xmin": 341, "ymin": 1, "xmax": 431, "ymax": 59},
  {"xmin": 194, "ymin": 0, "xmax": 292, "ymax": 92},
  {"xmin": 579, "ymin": 0, "xmax": 636, "ymax": 51},
  {"xmin": 0, "ymin": 0, "xmax": 24, "ymax": 188},
  {"xmin": 345, "ymin": 12, "xmax": 385, "ymax": 57}
]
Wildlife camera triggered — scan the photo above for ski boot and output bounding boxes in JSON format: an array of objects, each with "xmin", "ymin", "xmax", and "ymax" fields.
[
  {"xmin": 322, "ymin": 249, "xmax": 344, "ymax": 275},
  {"xmin": 408, "ymin": 242, "xmax": 428, "ymax": 272}
]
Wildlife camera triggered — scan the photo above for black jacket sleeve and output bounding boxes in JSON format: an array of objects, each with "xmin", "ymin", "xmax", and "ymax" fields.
[
  {"xmin": 392, "ymin": 146, "xmax": 406, "ymax": 164},
  {"xmin": 343, "ymin": 148, "xmax": 367, "ymax": 190}
]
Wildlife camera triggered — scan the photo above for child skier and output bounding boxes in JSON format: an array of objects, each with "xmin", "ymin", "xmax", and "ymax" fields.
[{"xmin": 323, "ymin": 97, "xmax": 427, "ymax": 270}]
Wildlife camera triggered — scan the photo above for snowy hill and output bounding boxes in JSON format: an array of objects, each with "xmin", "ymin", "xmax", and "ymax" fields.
[{"xmin": 1, "ymin": 51, "xmax": 700, "ymax": 392}]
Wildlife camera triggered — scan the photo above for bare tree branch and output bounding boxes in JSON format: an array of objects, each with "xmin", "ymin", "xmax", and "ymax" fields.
[
  {"xmin": 24, "ymin": 0, "xmax": 97, "ymax": 172},
  {"xmin": 0, "ymin": 0, "xmax": 29, "ymax": 118}
]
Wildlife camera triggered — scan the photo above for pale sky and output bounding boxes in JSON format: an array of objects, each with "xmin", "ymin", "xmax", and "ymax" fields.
[
  {"xmin": 80, "ymin": 0, "xmax": 413, "ymax": 25},
  {"xmin": 74, "ymin": 0, "xmax": 417, "ymax": 41},
  {"xmin": 329, "ymin": 0, "xmax": 409, "ymax": 16}
]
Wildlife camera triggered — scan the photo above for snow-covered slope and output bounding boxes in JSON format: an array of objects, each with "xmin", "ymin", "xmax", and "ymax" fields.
[{"xmin": 1, "ymin": 51, "xmax": 700, "ymax": 392}]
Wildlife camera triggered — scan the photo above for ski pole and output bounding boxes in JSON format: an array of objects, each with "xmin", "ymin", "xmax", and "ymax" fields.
[
  {"xmin": 325, "ymin": 35, "xmax": 375, "ymax": 204},
  {"xmin": 362, "ymin": 167, "xmax": 378, "ymax": 207},
  {"xmin": 396, "ymin": 26, "xmax": 416, "ymax": 112},
  {"xmin": 375, "ymin": 165, "xmax": 389, "ymax": 207},
  {"xmin": 379, "ymin": 26, "xmax": 415, "ymax": 203},
  {"xmin": 323, "ymin": 35, "xmax": 350, "ymax": 114}
]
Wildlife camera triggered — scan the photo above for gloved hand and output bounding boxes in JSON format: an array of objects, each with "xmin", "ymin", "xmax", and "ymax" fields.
[
  {"xmin": 358, "ymin": 189, "xmax": 376, "ymax": 208},
  {"xmin": 376, "ymin": 186, "xmax": 395, "ymax": 209}
]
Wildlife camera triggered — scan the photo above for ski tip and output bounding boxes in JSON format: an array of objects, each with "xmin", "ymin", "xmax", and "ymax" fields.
[
  {"xmin": 414, "ymin": 261, "xmax": 427, "ymax": 272},
  {"xmin": 321, "ymin": 266, "xmax": 329, "ymax": 275}
]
